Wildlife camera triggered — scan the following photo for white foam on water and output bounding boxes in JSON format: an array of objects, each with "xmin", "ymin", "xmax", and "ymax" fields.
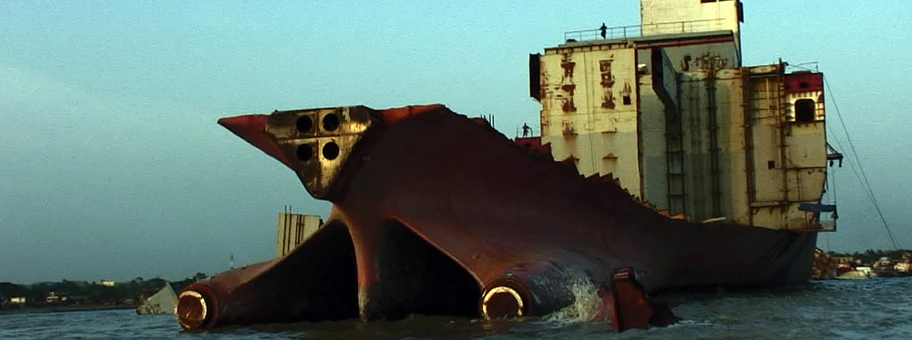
[{"xmin": 543, "ymin": 277, "xmax": 603, "ymax": 326}]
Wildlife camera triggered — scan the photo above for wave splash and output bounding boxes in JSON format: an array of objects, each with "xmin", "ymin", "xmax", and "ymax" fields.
[{"xmin": 543, "ymin": 277, "xmax": 603, "ymax": 325}]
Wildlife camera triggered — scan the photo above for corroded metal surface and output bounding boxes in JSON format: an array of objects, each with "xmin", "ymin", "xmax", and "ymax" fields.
[
  {"xmin": 178, "ymin": 104, "xmax": 816, "ymax": 330},
  {"xmin": 597, "ymin": 267, "xmax": 678, "ymax": 331}
]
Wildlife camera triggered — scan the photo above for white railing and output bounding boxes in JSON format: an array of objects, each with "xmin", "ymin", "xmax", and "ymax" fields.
[{"xmin": 564, "ymin": 18, "xmax": 728, "ymax": 42}]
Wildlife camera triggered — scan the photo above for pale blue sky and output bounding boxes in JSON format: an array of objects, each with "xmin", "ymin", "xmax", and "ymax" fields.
[{"xmin": 1, "ymin": 1, "xmax": 910, "ymax": 283}]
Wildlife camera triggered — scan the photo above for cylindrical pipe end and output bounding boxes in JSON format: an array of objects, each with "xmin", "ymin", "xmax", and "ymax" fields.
[
  {"xmin": 177, "ymin": 287, "xmax": 217, "ymax": 330},
  {"xmin": 481, "ymin": 286, "xmax": 525, "ymax": 319},
  {"xmin": 479, "ymin": 278, "xmax": 532, "ymax": 320}
]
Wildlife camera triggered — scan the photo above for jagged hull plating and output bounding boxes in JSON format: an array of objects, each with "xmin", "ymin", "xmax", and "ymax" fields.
[{"xmin": 176, "ymin": 105, "xmax": 817, "ymax": 329}]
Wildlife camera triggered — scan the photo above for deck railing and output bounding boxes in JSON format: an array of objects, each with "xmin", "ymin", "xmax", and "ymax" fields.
[{"xmin": 564, "ymin": 18, "xmax": 728, "ymax": 42}]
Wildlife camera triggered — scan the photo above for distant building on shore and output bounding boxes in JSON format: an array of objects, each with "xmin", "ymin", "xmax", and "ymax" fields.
[
  {"xmin": 45, "ymin": 292, "xmax": 68, "ymax": 303},
  {"xmin": 98, "ymin": 280, "xmax": 115, "ymax": 287}
]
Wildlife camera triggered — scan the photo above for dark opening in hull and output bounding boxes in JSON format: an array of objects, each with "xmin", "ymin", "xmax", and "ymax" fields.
[
  {"xmin": 364, "ymin": 220, "xmax": 481, "ymax": 320},
  {"xmin": 177, "ymin": 219, "xmax": 480, "ymax": 329}
]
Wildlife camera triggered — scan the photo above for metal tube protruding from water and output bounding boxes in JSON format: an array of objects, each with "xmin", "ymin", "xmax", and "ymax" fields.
[
  {"xmin": 177, "ymin": 289, "xmax": 212, "ymax": 330},
  {"xmin": 480, "ymin": 285, "xmax": 526, "ymax": 319}
]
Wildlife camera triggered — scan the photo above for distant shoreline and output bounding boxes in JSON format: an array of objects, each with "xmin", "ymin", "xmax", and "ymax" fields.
[{"xmin": 0, "ymin": 304, "xmax": 134, "ymax": 315}]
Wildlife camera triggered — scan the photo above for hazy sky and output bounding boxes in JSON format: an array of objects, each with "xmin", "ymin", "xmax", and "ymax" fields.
[{"xmin": 2, "ymin": 1, "xmax": 910, "ymax": 284}]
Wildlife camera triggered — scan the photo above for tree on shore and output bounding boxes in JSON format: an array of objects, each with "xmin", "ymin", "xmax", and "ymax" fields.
[
  {"xmin": 828, "ymin": 249, "xmax": 911, "ymax": 265},
  {"xmin": 0, "ymin": 272, "xmax": 207, "ymax": 308}
]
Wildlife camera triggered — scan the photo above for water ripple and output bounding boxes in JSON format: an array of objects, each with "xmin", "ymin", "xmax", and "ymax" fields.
[{"xmin": 1, "ymin": 277, "xmax": 910, "ymax": 339}]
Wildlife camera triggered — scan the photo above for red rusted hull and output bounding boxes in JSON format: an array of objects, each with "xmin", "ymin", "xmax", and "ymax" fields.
[{"xmin": 177, "ymin": 105, "xmax": 816, "ymax": 329}]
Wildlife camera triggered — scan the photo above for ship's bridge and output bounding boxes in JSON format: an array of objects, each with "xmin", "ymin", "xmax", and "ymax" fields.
[
  {"xmin": 530, "ymin": 4, "xmax": 835, "ymax": 232},
  {"xmin": 556, "ymin": 19, "xmax": 741, "ymax": 73}
]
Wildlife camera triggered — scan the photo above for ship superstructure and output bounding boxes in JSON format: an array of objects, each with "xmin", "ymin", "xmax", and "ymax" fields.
[{"xmin": 529, "ymin": 0, "xmax": 838, "ymax": 230}]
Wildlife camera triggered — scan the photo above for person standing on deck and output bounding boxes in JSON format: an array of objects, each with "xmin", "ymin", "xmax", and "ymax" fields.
[{"xmin": 600, "ymin": 23, "xmax": 607, "ymax": 39}]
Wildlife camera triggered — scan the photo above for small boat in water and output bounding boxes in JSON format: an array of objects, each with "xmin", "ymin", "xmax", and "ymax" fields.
[{"xmin": 136, "ymin": 282, "xmax": 178, "ymax": 315}]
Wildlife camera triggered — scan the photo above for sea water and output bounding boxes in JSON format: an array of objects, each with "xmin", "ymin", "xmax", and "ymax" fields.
[{"xmin": 2, "ymin": 277, "xmax": 910, "ymax": 339}]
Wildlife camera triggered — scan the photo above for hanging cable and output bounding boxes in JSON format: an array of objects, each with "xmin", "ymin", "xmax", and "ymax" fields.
[
  {"xmin": 832, "ymin": 166, "xmax": 837, "ymax": 207},
  {"xmin": 827, "ymin": 169, "xmax": 833, "ymax": 251},
  {"xmin": 824, "ymin": 76, "xmax": 900, "ymax": 250}
]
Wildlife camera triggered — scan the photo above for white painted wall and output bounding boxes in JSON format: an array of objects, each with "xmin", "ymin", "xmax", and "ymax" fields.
[{"xmin": 540, "ymin": 44, "xmax": 643, "ymax": 196}]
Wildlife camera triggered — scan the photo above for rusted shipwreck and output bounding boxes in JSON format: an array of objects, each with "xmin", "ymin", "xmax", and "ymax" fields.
[
  {"xmin": 176, "ymin": 0, "xmax": 841, "ymax": 331},
  {"xmin": 176, "ymin": 104, "xmax": 814, "ymax": 330}
]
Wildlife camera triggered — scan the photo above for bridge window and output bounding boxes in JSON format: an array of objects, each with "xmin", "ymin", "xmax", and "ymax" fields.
[{"xmin": 795, "ymin": 99, "xmax": 815, "ymax": 122}]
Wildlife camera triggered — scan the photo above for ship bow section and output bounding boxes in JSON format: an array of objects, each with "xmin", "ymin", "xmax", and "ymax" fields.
[{"xmin": 199, "ymin": 104, "xmax": 820, "ymax": 330}]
